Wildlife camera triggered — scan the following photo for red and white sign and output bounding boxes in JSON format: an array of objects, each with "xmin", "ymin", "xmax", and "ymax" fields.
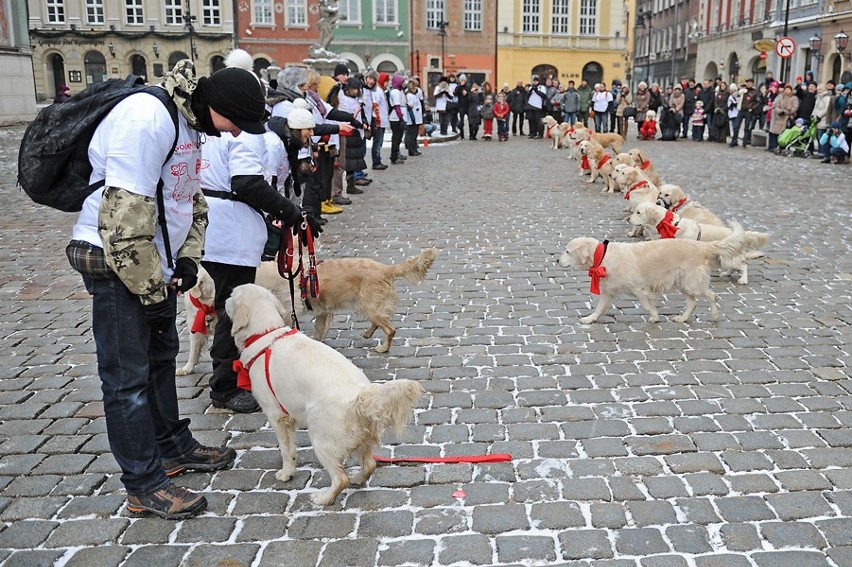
[
  {"xmin": 759, "ymin": 51, "xmax": 768, "ymax": 60},
  {"xmin": 775, "ymin": 37, "xmax": 796, "ymax": 59}
]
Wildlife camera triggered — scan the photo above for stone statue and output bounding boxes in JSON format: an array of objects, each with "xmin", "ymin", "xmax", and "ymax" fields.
[{"xmin": 308, "ymin": 0, "xmax": 340, "ymax": 59}]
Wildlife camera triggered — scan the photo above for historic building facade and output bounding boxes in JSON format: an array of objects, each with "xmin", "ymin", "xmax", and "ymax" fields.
[
  {"xmin": 233, "ymin": 0, "xmax": 317, "ymax": 72},
  {"xmin": 1, "ymin": 0, "xmax": 37, "ymax": 123},
  {"xmin": 410, "ymin": 0, "xmax": 497, "ymax": 90},
  {"xmin": 333, "ymin": 0, "xmax": 409, "ymax": 74},
  {"xmin": 497, "ymin": 0, "xmax": 632, "ymax": 88},
  {"xmin": 28, "ymin": 0, "xmax": 235, "ymax": 102},
  {"xmin": 632, "ymin": 0, "xmax": 700, "ymax": 88}
]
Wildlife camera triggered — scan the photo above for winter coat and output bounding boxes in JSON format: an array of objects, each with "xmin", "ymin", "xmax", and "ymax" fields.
[
  {"xmin": 508, "ymin": 87, "xmax": 526, "ymax": 113},
  {"xmin": 769, "ymin": 92, "xmax": 799, "ymax": 135},
  {"xmin": 481, "ymin": 100, "xmax": 494, "ymax": 120},
  {"xmin": 561, "ymin": 89, "xmax": 580, "ymax": 113},
  {"xmin": 493, "ymin": 101, "xmax": 510, "ymax": 120},
  {"xmin": 467, "ymin": 91, "xmax": 484, "ymax": 122},
  {"xmin": 577, "ymin": 85, "xmax": 593, "ymax": 112},
  {"xmin": 456, "ymin": 82, "xmax": 471, "ymax": 112},
  {"xmin": 683, "ymin": 87, "xmax": 696, "ymax": 113},
  {"xmin": 525, "ymin": 85, "xmax": 547, "ymax": 112},
  {"xmin": 649, "ymin": 90, "xmax": 663, "ymax": 113},
  {"xmin": 797, "ymin": 91, "xmax": 817, "ymax": 121},
  {"xmin": 669, "ymin": 91, "xmax": 685, "ymax": 114},
  {"xmin": 615, "ymin": 91, "xmax": 634, "ymax": 117},
  {"xmin": 814, "ymin": 92, "xmax": 832, "ymax": 129},
  {"xmin": 634, "ymin": 89, "xmax": 651, "ymax": 119},
  {"xmin": 698, "ymin": 87, "xmax": 715, "ymax": 117}
]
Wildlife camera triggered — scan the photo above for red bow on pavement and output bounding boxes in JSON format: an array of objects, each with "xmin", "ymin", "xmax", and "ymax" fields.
[{"xmin": 588, "ymin": 240, "xmax": 609, "ymax": 295}]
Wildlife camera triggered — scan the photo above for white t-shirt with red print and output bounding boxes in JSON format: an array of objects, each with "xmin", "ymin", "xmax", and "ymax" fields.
[
  {"xmin": 200, "ymin": 132, "xmax": 268, "ymax": 267},
  {"xmin": 72, "ymin": 90, "xmax": 200, "ymax": 281}
]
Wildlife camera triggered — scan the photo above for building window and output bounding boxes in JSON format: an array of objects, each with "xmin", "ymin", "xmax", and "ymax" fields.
[
  {"xmin": 463, "ymin": 0, "xmax": 481, "ymax": 31},
  {"xmin": 287, "ymin": 0, "xmax": 307, "ymax": 26},
  {"xmin": 86, "ymin": 0, "xmax": 104, "ymax": 24},
  {"xmin": 339, "ymin": 0, "xmax": 360, "ymax": 23},
  {"xmin": 552, "ymin": 0, "xmax": 570, "ymax": 34},
  {"xmin": 426, "ymin": 0, "xmax": 444, "ymax": 30},
  {"xmin": 579, "ymin": 0, "xmax": 597, "ymax": 35},
  {"xmin": 164, "ymin": 0, "xmax": 183, "ymax": 25},
  {"xmin": 46, "ymin": 0, "xmax": 65, "ymax": 23},
  {"xmin": 522, "ymin": 0, "xmax": 540, "ymax": 33},
  {"xmin": 376, "ymin": 0, "xmax": 396, "ymax": 24},
  {"xmin": 253, "ymin": 0, "xmax": 272, "ymax": 24},
  {"xmin": 125, "ymin": 0, "xmax": 143, "ymax": 24},
  {"xmin": 202, "ymin": 0, "xmax": 220, "ymax": 25}
]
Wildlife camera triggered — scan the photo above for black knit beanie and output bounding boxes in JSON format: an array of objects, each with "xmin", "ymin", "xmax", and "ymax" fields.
[{"xmin": 198, "ymin": 67, "xmax": 266, "ymax": 135}]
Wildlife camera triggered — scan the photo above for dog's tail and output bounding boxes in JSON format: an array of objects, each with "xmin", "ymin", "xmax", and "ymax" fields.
[
  {"xmin": 709, "ymin": 222, "xmax": 750, "ymax": 263},
  {"xmin": 355, "ymin": 380, "xmax": 424, "ymax": 434},
  {"xmin": 387, "ymin": 248, "xmax": 439, "ymax": 284}
]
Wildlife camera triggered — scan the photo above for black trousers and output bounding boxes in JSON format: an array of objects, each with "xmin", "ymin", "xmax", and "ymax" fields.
[
  {"xmin": 512, "ymin": 111, "xmax": 524, "ymax": 134},
  {"xmin": 527, "ymin": 109, "xmax": 543, "ymax": 137},
  {"xmin": 390, "ymin": 120, "xmax": 404, "ymax": 161},
  {"xmin": 439, "ymin": 111, "xmax": 450, "ymax": 135},
  {"xmin": 200, "ymin": 261, "xmax": 257, "ymax": 400},
  {"xmin": 404, "ymin": 124, "xmax": 419, "ymax": 154}
]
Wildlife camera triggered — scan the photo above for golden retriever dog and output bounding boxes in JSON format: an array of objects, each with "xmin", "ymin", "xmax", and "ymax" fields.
[
  {"xmin": 657, "ymin": 184, "xmax": 724, "ymax": 226},
  {"xmin": 629, "ymin": 202, "xmax": 769, "ymax": 284},
  {"xmin": 255, "ymin": 248, "xmax": 438, "ymax": 353},
  {"xmin": 590, "ymin": 131, "xmax": 624, "ymax": 153},
  {"xmin": 226, "ymin": 284, "xmax": 424, "ymax": 506},
  {"xmin": 614, "ymin": 152, "xmax": 635, "ymax": 167},
  {"xmin": 559, "ymin": 224, "xmax": 751, "ymax": 323},
  {"xmin": 542, "ymin": 115, "xmax": 567, "ymax": 149},
  {"xmin": 579, "ymin": 140, "xmax": 616, "ymax": 193},
  {"xmin": 568, "ymin": 126, "xmax": 592, "ymax": 167},
  {"xmin": 177, "ymin": 265, "xmax": 217, "ymax": 376},
  {"xmin": 611, "ymin": 164, "xmax": 660, "ymax": 237},
  {"xmin": 627, "ymin": 148, "xmax": 663, "ymax": 187}
]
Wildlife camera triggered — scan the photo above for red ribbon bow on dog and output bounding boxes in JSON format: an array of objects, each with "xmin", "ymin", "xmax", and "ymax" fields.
[
  {"xmin": 581, "ymin": 155, "xmax": 590, "ymax": 170},
  {"xmin": 656, "ymin": 210, "xmax": 680, "ymax": 239},
  {"xmin": 640, "ymin": 159, "xmax": 651, "ymax": 171},
  {"xmin": 624, "ymin": 179, "xmax": 649, "ymax": 200},
  {"xmin": 670, "ymin": 197, "xmax": 688, "ymax": 212},
  {"xmin": 588, "ymin": 240, "xmax": 609, "ymax": 295},
  {"xmin": 597, "ymin": 154, "xmax": 611, "ymax": 169},
  {"xmin": 189, "ymin": 294, "xmax": 216, "ymax": 335}
]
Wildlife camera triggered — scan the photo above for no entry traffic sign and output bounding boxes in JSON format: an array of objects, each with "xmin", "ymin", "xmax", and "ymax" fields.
[{"xmin": 775, "ymin": 37, "xmax": 796, "ymax": 59}]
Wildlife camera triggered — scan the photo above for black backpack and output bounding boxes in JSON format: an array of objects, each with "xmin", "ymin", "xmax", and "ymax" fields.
[{"xmin": 18, "ymin": 75, "xmax": 179, "ymax": 212}]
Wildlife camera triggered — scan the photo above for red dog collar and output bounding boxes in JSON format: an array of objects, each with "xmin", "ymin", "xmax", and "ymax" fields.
[
  {"xmin": 624, "ymin": 179, "xmax": 649, "ymax": 200},
  {"xmin": 189, "ymin": 294, "xmax": 216, "ymax": 335},
  {"xmin": 588, "ymin": 240, "xmax": 609, "ymax": 295}
]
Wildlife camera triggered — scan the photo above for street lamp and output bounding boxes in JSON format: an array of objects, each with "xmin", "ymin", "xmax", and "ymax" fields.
[
  {"xmin": 183, "ymin": 0, "xmax": 198, "ymax": 62},
  {"xmin": 809, "ymin": 34, "xmax": 823, "ymax": 77},
  {"xmin": 437, "ymin": 20, "xmax": 449, "ymax": 73},
  {"xmin": 836, "ymin": 30, "xmax": 851, "ymax": 62}
]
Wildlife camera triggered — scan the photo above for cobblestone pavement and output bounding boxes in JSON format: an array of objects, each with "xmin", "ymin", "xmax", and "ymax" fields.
[{"xmin": 1, "ymin": 121, "xmax": 851, "ymax": 567}]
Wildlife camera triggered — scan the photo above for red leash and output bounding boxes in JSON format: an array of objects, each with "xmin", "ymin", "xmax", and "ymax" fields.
[
  {"xmin": 374, "ymin": 453, "xmax": 513, "ymax": 465},
  {"xmin": 276, "ymin": 213, "xmax": 320, "ymax": 330}
]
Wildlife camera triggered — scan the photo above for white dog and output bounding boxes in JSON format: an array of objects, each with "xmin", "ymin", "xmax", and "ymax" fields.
[
  {"xmin": 579, "ymin": 140, "xmax": 616, "ymax": 193},
  {"xmin": 630, "ymin": 202, "xmax": 769, "ymax": 284},
  {"xmin": 177, "ymin": 265, "xmax": 217, "ymax": 376},
  {"xmin": 559, "ymin": 224, "xmax": 751, "ymax": 323},
  {"xmin": 225, "ymin": 284, "xmax": 424, "ymax": 506}
]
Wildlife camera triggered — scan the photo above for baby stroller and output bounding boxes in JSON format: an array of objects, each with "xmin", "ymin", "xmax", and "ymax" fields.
[
  {"xmin": 658, "ymin": 106, "xmax": 680, "ymax": 141},
  {"xmin": 777, "ymin": 115, "xmax": 819, "ymax": 157}
]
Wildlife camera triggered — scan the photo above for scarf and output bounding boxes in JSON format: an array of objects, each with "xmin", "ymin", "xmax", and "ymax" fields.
[
  {"xmin": 160, "ymin": 59, "xmax": 202, "ymax": 130},
  {"xmin": 306, "ymin": 90, "xmax": 328, "ymax": 117},
  {"xmin": 581, "ymin": 155, "xmax": 590, "ymax": 170},
  {"xmin": 670, "ymin": 197, "xmax": 688, "ymax": 212},
  {"xmin": 640, "ymin": 160, "xmax": 651, "ymax": 171},
  {"xmin": 588, "ymin": 240, "xmax": 609, "ymax": 295},
  {"xmin": 656, "ymin": 210, "xmax": 680, "ymax": 239},
  {"xmin": 597, "ymin": 154, "xmax": 611, "ymax": 169},
  {"xmin": 189, "ymin": 294, "xmax": 216, "ymax": 335},
  {"xmin": 624, "ymin": 179, "xmax": 648, "ymax": 200}
]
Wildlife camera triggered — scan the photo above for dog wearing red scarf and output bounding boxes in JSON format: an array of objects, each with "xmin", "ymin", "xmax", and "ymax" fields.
[
  {"xmin": 627, "ymin": 148, "xmax": 663, "ymax": 187},
  {"xmin": 559, "ymin": 223, "xmax": 751, "ymax": 323},
  {"xmin": 225, "ymin": 284, "xmax": 423, "ymax": 506},
  {"xmin": 629, "ymin": 202, "xmax": 769, "ymax": 284},
  {"xmin": 657, "ymin": 184, "xmax": 724, "ymax": 226},
  {"xmin": 611, "ymin": 164, "xmax": 660, "ymax": 237},
  {"xmin": 579, "ymin": 140, "xmax": 616, "ymax": 193},
  {"xmin": 177, "ymin": 265, "xmax": 217, "ymax": 376}
]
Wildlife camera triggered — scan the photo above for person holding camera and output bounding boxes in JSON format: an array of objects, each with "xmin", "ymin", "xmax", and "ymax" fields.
[{"xmin": 820, "ymin": 121, "xmax": 849, "ymax": 164}]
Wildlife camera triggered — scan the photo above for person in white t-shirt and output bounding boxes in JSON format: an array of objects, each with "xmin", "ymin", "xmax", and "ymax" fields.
[
  {"xmin": 388, "ymin": 74, "xmax": 408, "ymax": 164},
  {"xmin": 434, "ymin": 76, "xmax": 451, "ymax": 135},
  {"xmin": 404, "ymin": 79, "xmax": 423, "ymax": 156},
  {"xmin": 366, "ymin": 70, "xmax": 389, "ymax": 170},
  {"xmin": 262, "ymin": 130, "xmax": 288, "ymax": 194},
  {"xmin": 67, "ymin": 63, "xmax": 265, "ymax": 521}
]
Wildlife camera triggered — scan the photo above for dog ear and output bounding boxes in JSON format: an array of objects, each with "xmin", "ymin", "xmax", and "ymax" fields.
[{"xmin": 227, "ymin": 295, "xmax": 251, "ymax": 338}]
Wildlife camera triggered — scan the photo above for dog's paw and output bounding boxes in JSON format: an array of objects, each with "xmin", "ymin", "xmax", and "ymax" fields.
[
  {"xmin": 579, "ymin": 315, "xmax": 597, "ymax": 325},
  {"xmin": 275, "ymin": 467, "xmax": 295, "ymax": 483},
  {"xmin": 649, "ymin": 315, "xmax": 661, "ymax": 323},
  {"xmin": 176, "ymin": 366, "xmax": 193, "ymax": 376},
  {"xmin": 311, "ymin": 489, "xmax": 338, "ymax": 506},
  {"xmin": 737, "ymin": 276, "xmax": 748, "ymax": 285},
  {"xmin": 672, "ymin": 314, "xmax": 690, "ymax": 323},
  {"xmin": 374, "ymin": 344, "xmax": 390, "ymax": 354}
]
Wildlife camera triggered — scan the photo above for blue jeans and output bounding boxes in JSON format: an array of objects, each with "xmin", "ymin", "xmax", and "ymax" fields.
[
  {"xmin": 84, "ymin": 274, "xmax": 197, "ymax": 495},
  {"xmin": 371, "ymin": 126, "xmax": 385, "ymax": 166},
  {"xmin": 594, "ymin": 111, "xmax": 607, "ymax": 132},
  {"xmin": 497, "ymin": 119, "xmax": 508, "ymax": 137},
  {"xmin": 563, "ymin": 111, "xmax": 577, "ymax": 126}
]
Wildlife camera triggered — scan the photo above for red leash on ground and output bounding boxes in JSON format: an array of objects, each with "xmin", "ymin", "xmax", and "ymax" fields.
[{"xmin": 374, "ymin": 453, "xmax": 513, "ymax": 465}]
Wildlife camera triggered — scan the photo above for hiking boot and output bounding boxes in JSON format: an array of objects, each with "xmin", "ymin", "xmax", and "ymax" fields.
[
  {"xmin": 372, "ymin": 163, "xmax": 388, "ymax": 170},
  {"xmin": 347, "ymin": 186, "xmax": 364, "ymax": 194},
  {"xmin": 354, "ymin": 178, "xmax": 371, "ymax": 186},
  {"xmin": 163, "ymin": 444, "xmax": 237, "ymax": 476},
  {"xmin": 332, "ymin": 195, "xmax": 352, "ymax": 205},
  {"xmin": 211, "ymin": 390, "xmax": 260, "ymax": 413},
  {"xmin": 127, "ymin": 482, "xmax": 207, "ymax": 520},
  {"xmin": 321, "ymin": 200, "xmax": 344, "ymax": 214}
]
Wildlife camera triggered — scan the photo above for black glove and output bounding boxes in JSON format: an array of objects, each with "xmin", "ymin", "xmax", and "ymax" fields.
[
  {"xmin": 143, "ymin": 299, "xmax": 175, "ymax": 334},
  {"xmin": 172, "ymin": 257, "xmax": 198, "ymax": 293},
  {"xmin": 305, "ymin": 212, "xmax": 323, "ymax": 238}
]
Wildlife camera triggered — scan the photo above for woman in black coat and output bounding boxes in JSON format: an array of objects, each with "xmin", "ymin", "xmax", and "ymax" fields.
[{"xmin": 709, "ymin": 83, "xmax": 729, "ymax": 143}]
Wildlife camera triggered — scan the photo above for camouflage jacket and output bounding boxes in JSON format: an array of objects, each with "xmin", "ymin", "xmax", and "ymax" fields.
[{"xmin": 98, "ymin": 186, "xmax": 208, "ymax": 305}]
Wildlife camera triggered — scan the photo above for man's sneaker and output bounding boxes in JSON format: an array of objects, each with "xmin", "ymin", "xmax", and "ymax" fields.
[
  {"xmin": 347, "ymin": 186, "xmax": 364, "ymax": 194},
  {"xmin": 127, "ymin": 482, "xmax": 207, "ymax": 520},
  {"xmin": 212, "ymin": 389, "xmax": 260, "ymax": 413},
  {"xmin": 321, "ymin": 200, "xmax": 344, "ymax": 214},
  {"xmin": 163, "ymin": 444, "xmax": 237, "ymax": 477},
  {"xmin": 332, "ymin": 195, "xmax": 352, "ymax": 205},
  {"xmin": 354, "ymin": 178, "xmax": 371, "ymax": 186},
  {"xmin": 372, "ymin": 163, "xmax": 388, "ymax": 170}
]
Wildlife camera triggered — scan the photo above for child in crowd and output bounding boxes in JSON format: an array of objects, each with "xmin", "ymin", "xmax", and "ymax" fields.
[
  {"xmin": 481, "ymin": 94, "xmax": 495, "ymax": 140},
  {"xmin": 639, "ymin": 109, "xmax": 657, "ymax": 140},
  {"xmin": 691, "ymin": 100, "xmax": 705, "ymax": 142},
  {"xmin": 467, "ymin": 84, "xmax": 483, "ymax": 140},
  {"xmin": 494, "ymin": 93, "xmax": 510, "ymax": 141}
]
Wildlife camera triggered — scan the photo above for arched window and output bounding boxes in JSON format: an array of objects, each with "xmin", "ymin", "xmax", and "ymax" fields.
[
  {"xmin": 211, "ymin": 55, "xmax": 225, "ymax": 74},
  {"xmin": 531, "ymin": 64, "xmax": 558, "ymax": 82},
  {"xmin": 49, "ymin": 53, "xmax": 66, "ymax": 97},
  {"xmin": 84, "ymin": 50, "xmax": 107, "ymax": 85},
  {"xmin": 377, "ymin": 60, "xmax": 397, "ymax": 73},
  {"xmin": 253, "ymin": 57, "xmax": 270, "ymax": 77},
  {"xmin": 582, "ymin": 62, "xmax": 603, "ymax": 85},
  {"xmin": 131, "ymin": 54, "xmax": 147, "ymax": 81},
  {"xmin": 168, "ymin": 51, "xmax": 190, "ymax": 70}
]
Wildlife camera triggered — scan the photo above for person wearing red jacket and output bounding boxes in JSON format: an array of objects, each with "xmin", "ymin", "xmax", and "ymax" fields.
[
  {"xmin": 494, "ymin": 93, "xmax": 510, "ymax": 141},
  {"xmin": 640, "ymin": 109, "xmax": 658, "ymax": 140}
]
